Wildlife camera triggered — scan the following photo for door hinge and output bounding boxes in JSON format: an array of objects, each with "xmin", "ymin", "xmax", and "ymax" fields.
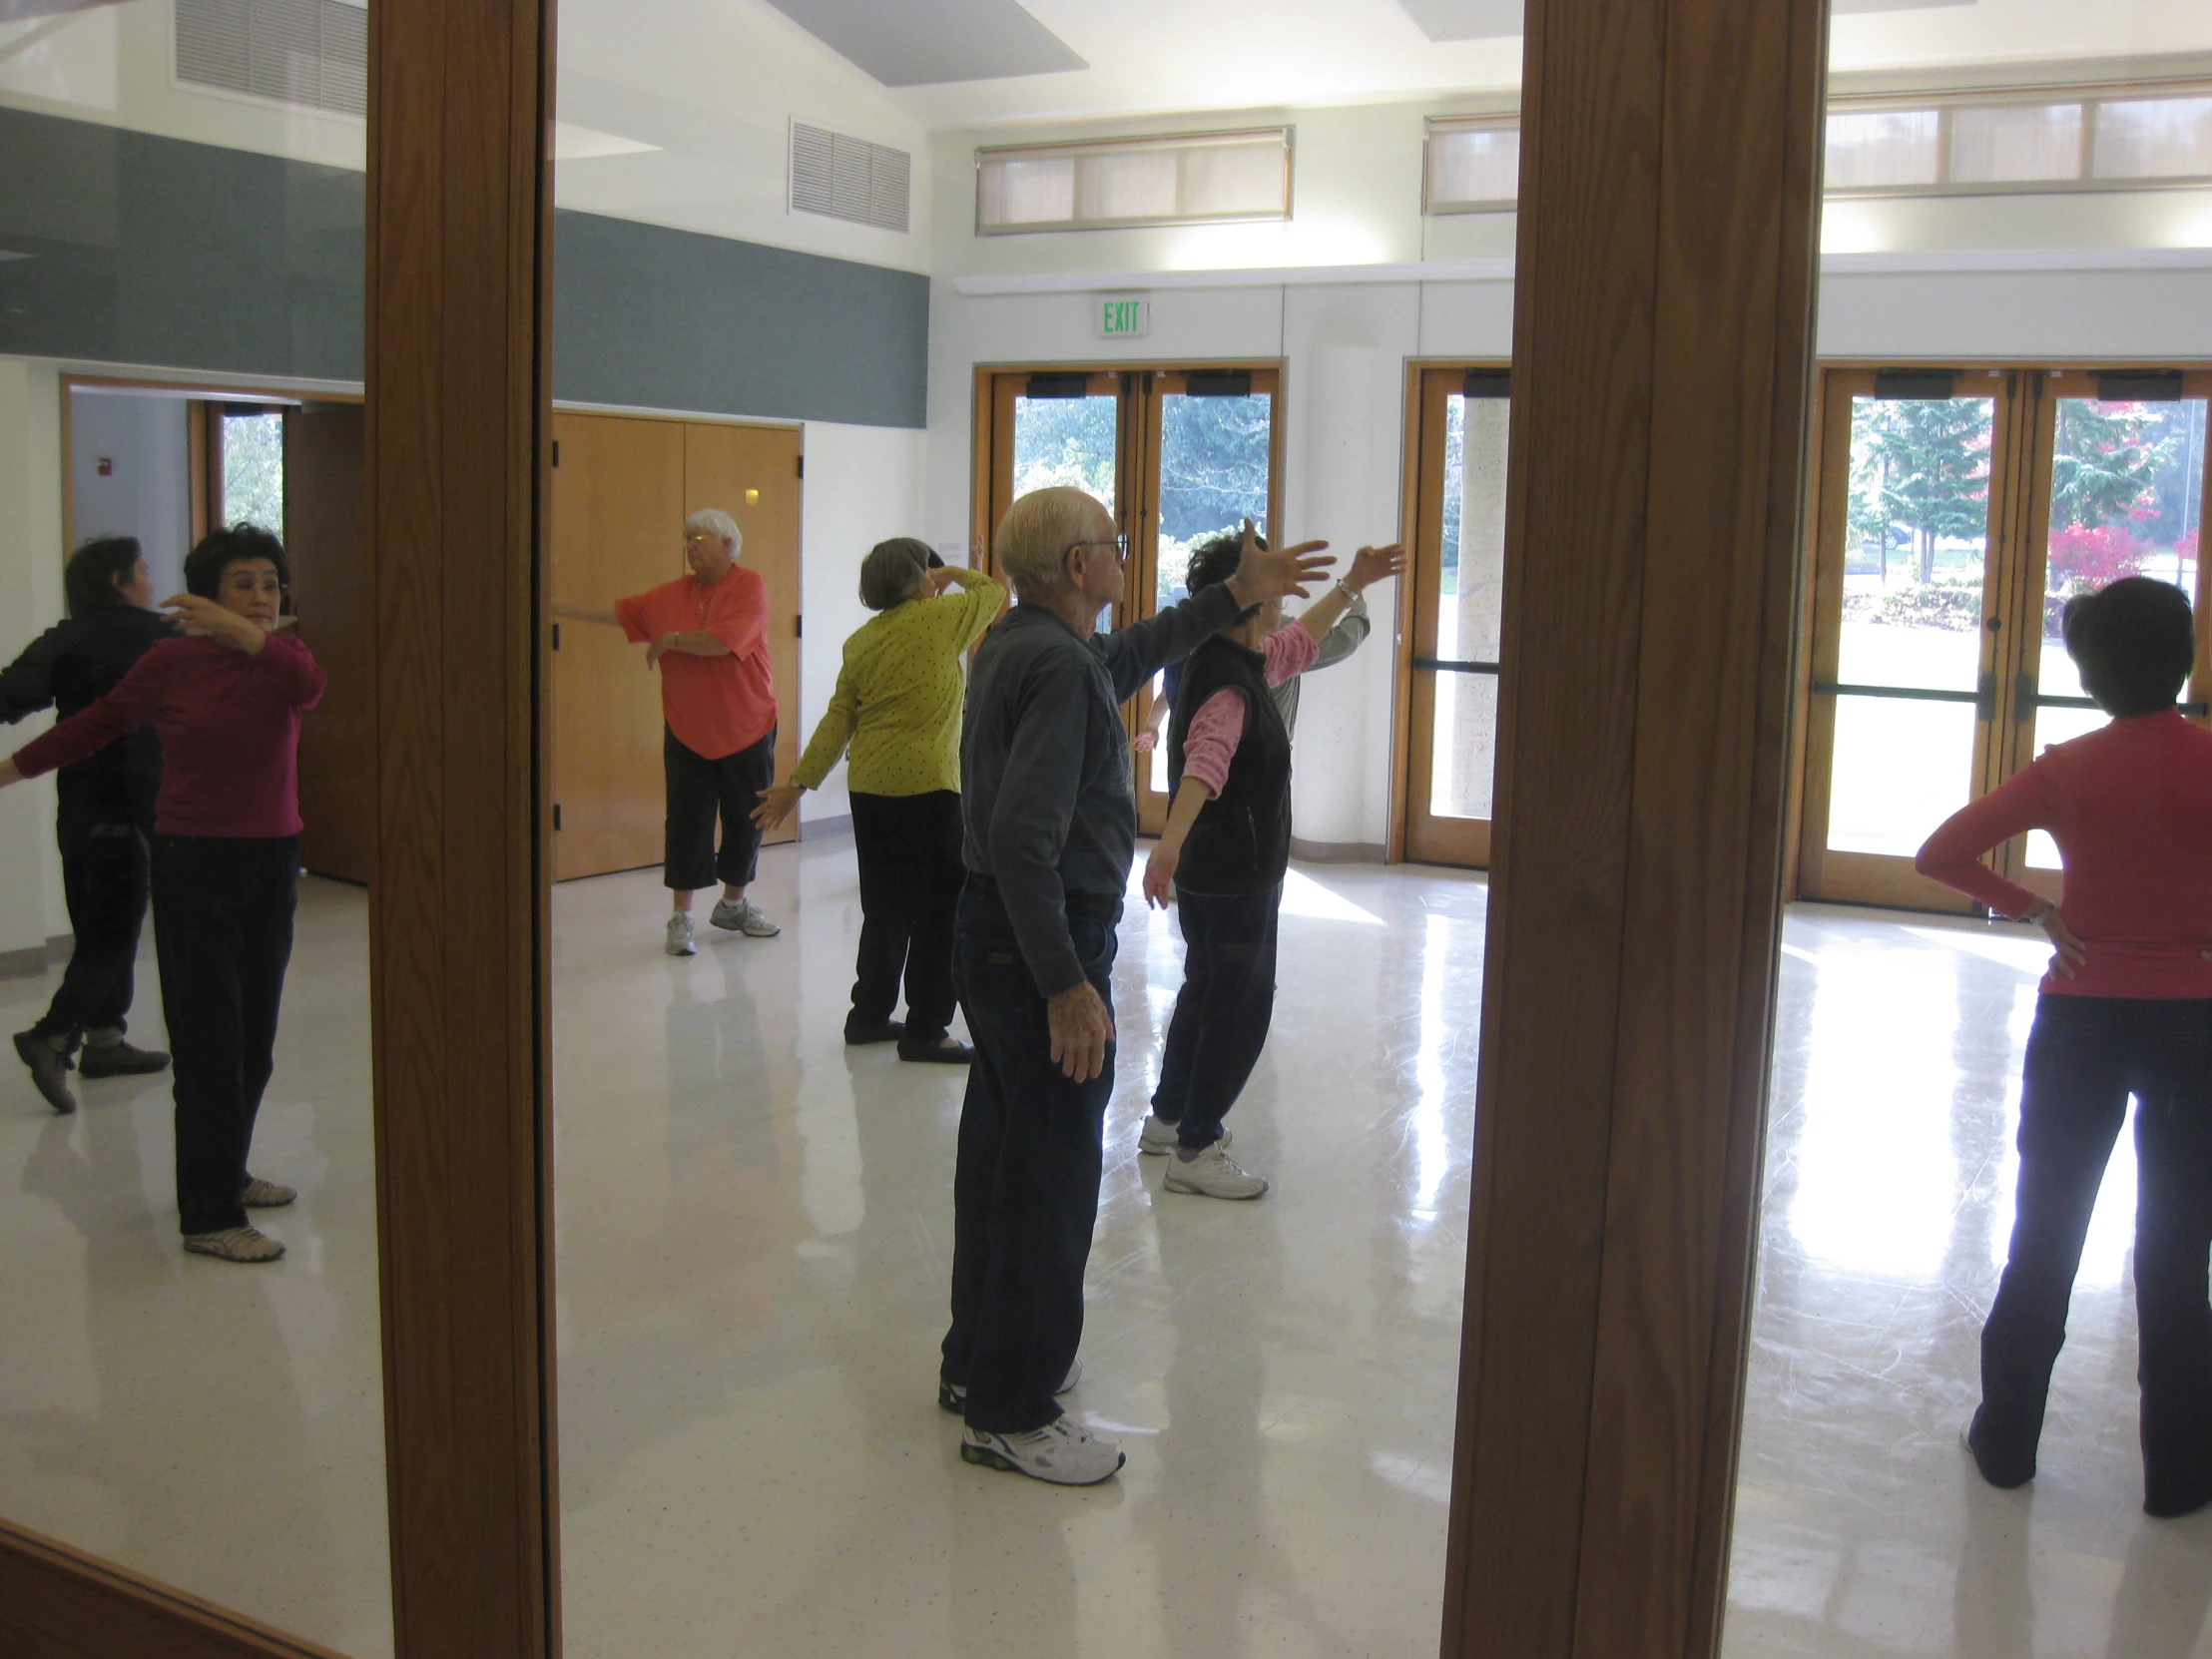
[
  {"xmin": 795, "ymin": 454, "xmax": 805, "ymax": 479},
  {"xmin": 1975, "ymin": 672, "xmax": 1996, "ymax": 723},
  {"xmin": 552, "ymin": 804, "xmax": 563, "ymax": 831},
  {"xmin": 551, "ymin": 439, "xmax": 560, "ymax": 467},
  {"xmin": 795, "ymin": 614, "xmax": 803, "ymax": 639},
  {"xmin": 552, "ymin": 623, "xmax": 561, "ymax": 650}
]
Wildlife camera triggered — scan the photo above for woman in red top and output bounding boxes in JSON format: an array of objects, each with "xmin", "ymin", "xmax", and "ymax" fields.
[
  {"xmin": 1, "ymin": 526, "xmax": 326, "ymax": 1265},
  {"xmin": 1916, "ymin": 576, "xmax": 2212, "ymax": 1518}
]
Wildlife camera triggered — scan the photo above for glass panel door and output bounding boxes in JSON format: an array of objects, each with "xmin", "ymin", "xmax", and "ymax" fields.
[
  {"xmin": 1135, "ymin": 367, "xmax": 1280, "ymax": 830},
  {"xmin": 1404, "ymin": 366, "xmax": 1508, "ymax": 866},
  {"xmin": 2008, "ymin": 371, "xmax": 2211, "ymax": 885},
  {"xmin": 1800, "ymin": 369, "xmax": 2017, "ymax": 910}
]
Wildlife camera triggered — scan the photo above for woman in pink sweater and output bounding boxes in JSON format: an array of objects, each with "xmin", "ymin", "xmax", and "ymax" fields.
[{"xmin": 1916, "ymin": 576, "xmax": 2212, "ymax": 1518}]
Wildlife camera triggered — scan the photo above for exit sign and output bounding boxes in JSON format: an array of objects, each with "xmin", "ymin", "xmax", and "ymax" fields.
[{"xmin": 1096, "ymin": 294, "xmax": 1150, "ymax": 337}]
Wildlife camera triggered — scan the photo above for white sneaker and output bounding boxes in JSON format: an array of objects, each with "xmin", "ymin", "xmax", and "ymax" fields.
[
  {"xmin": 1138, "ymin": 1114, "xmax": 1231, "ymax": 1156},
  {"xmin": 183, "ymin": 1225, "xmax": 285, "ymax": 1263},
  {"xmin": 710, "ymin": 897, "xmax": 781, "ymax": 937},
  {"xmin": 960, "ymin": 1415, "xmax": 1124, "ymax": 1485},
  {"xmin": 1162, "ymin": 1142, "xmax": 1269, "ymax": 1200},
  {"xmin": 938, "ymin": 1357, "xmax": 1081, "ymax": 1413},
  {"xmin": 665, "ymin": 912, "xmax": 697, "ymax": 956}
]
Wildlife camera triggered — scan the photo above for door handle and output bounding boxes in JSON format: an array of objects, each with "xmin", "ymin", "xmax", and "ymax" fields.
[
  {"xmin": 2014, "ymin": 674, "xmax": 2036, "ymax": 718},
  {"xmin": 1976, "ymin": 673, "xmax": 1995, "ymax": 723}
]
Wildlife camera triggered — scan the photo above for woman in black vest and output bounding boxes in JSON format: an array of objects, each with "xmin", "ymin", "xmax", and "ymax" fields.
[{"xmin": 1139, "ymin": 524, "xmax": 1401, "ymax": 1199}]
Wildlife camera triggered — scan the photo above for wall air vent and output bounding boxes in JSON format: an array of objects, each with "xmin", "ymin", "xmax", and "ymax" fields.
[
  {"xmin": 791, "ymin": 121, "xmax": 912, "ymax": 235},
  {"xmin": 175, "ymin": 0, "xmax": 367, "ymax": 119}
]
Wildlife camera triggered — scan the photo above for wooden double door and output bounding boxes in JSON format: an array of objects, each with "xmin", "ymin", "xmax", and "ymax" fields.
[
  {"xmin": 549, "ymin": 411, "xmax": 803, "ymax": 882},
  {"xmin": 974, "ymin": 363, "xmax": 1284, "ymax": 833},
  {"xmin": 1797, "ymin": 365, "xmax": 2212, "ymax": 910}
]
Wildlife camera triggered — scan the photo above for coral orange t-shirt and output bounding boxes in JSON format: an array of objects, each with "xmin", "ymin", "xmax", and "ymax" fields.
[{"xmin": 614, "ymin": 567, "xmax": 777, "ymax": 760}]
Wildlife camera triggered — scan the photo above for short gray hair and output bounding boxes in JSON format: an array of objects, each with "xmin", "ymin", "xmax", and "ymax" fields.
[
  {"xmin": 684, "ymin": 508, "xmax": 742, "ymax": 555},
  {"xmin": 859, "ymin": 537, "xmax": 931, "ymax": 612},
  {"xmin": 994, "ymin": 487, "xmax": 1103, "ymax": 601}
]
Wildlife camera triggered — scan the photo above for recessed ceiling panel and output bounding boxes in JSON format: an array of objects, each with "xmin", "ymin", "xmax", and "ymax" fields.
[
  {"xmin": 763, "ymin": 0, "xmax": 1086, "ymax": 86},
  {"xmin": 1394, "ymin": 0, "xmax": 1523, "ymax": 43}
]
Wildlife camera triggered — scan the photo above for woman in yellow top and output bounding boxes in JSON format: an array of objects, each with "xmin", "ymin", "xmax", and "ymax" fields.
[{"xmin": 755, "ymin": 538, "xmax": 1004, "ymax": 1063}]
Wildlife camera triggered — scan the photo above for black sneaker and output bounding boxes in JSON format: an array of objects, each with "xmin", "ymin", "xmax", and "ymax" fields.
[
  {"xmin": 844, "ymin": 1020, "xmax": 904, "ymax": 1045},
  {"xmin": 13, "ymin": 1029, "xmax": 77, "ymax": 1114},
  {"xmin": 898, "ymin": 1037, "xmax": 973, "ymax": 1064},
  {"xmin": 79, "ymin": 1039, "xmax": 172, "ymax": 1078}
]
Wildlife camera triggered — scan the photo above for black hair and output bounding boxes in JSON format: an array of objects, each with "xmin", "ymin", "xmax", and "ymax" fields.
[
  {"xmin": 1185, "ymin": 528, "xmax": 1263, "ymax": 623},
  {"xmin": 183, "ymin": 523, "xmax": 289, "ymax": 603},
  {"xmin": 2061, "ymin": 576, "xmax": 2195, "ymax": 718},
  {"xmin": 64, "ymin": 536, "xmax": 144, "ymax": 619}
]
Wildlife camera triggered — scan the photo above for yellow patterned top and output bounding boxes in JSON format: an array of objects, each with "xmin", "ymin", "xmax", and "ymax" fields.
[{"xmin": 791, "ymin": 569, "xmax": 1007, "ymax": 798}]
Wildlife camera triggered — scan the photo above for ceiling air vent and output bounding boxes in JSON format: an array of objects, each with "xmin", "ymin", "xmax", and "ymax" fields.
[
  {"xmin": 791, "ymin": 121, "xmax": 911, "ymax": 235},
  {"xmin": 175, "ymin": 0, "xmax": 367, "ymax": 120}
]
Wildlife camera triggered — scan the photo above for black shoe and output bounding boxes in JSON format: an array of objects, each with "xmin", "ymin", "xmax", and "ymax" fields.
[
  {"xmin": 14, "ymin": 1029, "xmax": 77, "ymax": 1114},
  {"xmin": 844, "ymin": 1020, "xmax": 904, "ymax": 1046},
  {"xmin": 78, "ymin": 1039, "xmax": 172, "ymax": 1078},
  {"xmin": 898, "ymin": 1037, "xmax": 973, "ymax": 1064}
]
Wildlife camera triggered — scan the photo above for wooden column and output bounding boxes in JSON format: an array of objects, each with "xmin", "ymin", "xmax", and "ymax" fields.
[
  {"xmin": 1438, "ymin": 0, "xmax": 1827, "ymax": 1656},
  {"xmin": 365, "ymin": 0, "xmax": 559, "ymax": 1656}
]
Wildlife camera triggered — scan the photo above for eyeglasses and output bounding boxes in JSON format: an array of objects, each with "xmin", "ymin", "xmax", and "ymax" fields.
[{"xmin": 1069, "ymin": 534, "xmax": 1130, "ymax": 560}]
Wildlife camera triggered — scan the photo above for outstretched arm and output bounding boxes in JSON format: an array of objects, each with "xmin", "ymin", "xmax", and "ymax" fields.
[{"xmin": 1295, "ymin": 544, "xmax": 1402, "ymax": 647}]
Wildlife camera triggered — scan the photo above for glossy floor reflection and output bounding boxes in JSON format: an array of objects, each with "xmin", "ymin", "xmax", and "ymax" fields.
[
  {"xmin": 552, "ymin": 843, "xmax": 1484, "ymax": 1659},
  {"xmin": 1727, "ymin": 903, "xmax": 2212, "ymax": 1659},
  {"xmin": 0, "ymin": 876, "xmax": 391, "ymax": 1659}
]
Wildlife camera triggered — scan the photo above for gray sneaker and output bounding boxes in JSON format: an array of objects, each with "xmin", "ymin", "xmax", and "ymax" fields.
[
  {"xmin": 1162, "ymin": 1142, "xmax": 1269, "ymax": 1200},
  {"xmin": 665, "ymin": 912, "xmax": 697, "ymax": 956},
  {"xmin": 960, "ymin": 1415, "xmax": 1124, "ymax": 1485},
  {"xmin": 183, "ymin": 1225, "xmax": 285, "ymax": 1264},
  {"xmin": 710, "ymin": 897, "xmax": 781, "ymax": 938}
]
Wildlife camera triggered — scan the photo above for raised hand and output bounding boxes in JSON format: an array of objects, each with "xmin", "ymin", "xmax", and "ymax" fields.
[
  {"xmin": 1347, "ymin": 543, "xmax": 1406, "ymax": 592},
  {"xmin": 1224, "ymin": 517, "xmax": 1333, "ymax": 608}
]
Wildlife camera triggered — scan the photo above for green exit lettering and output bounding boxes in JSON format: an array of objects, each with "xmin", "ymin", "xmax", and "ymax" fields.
[{"xmin": 1096, "ymin": 295, "xmax": 1149, "ymax": 338}]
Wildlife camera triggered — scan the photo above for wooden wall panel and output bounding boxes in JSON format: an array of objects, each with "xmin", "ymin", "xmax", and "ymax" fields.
[
  {"xmin": 549, "ymin": 410, "xmax": 685, "ymax": 879},
  {"xmin": 1438, "ymin": 0, "xmax": 1826, "ymax": 1656},
  {"xmin": 287, "ymin": 401, "xmax": 372, "ymax": 884},
  {"xmin": 0, "ymin": 1521, "xmax": 344, "ymax": 1659},
  {"xmin": 682, "ymin": 420, "xmax": 803, "ymax": 847},
  {"xmin": 364, "ymin": 0, "xmax": 558, "ymax": 1654}
]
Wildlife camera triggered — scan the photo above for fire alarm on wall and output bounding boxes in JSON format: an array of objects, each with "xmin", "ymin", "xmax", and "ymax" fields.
[{"xmin": 96, "ymin": 457, "xmax": 113, "ymax": 475}]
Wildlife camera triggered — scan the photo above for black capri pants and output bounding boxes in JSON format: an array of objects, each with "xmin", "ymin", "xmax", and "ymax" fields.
[{"xmin": 663, "ymin": 725, "xmax": 775, "ymax": 892}]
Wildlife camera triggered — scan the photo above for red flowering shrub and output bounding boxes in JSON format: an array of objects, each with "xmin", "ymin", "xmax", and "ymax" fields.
[{"xmin": 2046, "ymin": 523, "xmax": 2145, "ymax": 593}]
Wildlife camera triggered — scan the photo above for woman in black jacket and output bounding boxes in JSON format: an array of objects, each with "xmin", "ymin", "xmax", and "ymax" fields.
[{"xmin": 2, "ymin": 537, "xmax": 176, "ymax": 1112}]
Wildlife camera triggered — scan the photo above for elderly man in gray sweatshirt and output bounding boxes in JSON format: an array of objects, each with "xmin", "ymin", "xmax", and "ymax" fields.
[{"xmin": 939, "ymin": 486, "xmax": 1331, "ymax": 1486}]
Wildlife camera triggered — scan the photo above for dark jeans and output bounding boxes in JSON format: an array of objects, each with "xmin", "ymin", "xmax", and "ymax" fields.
[
  {"xmin": 150, "ymin": 834, "xmax": 298, "ymax": 1237},
  {"xmin": 33, "ymin": 777, "xmax": 156, "ymax": 1043},
  {"xmin": 664, "ymin": 725, "xmax": 774, "ymax": 892},
  {"xmin": 941, "ymin": 884, "xmax": 1119, "ymax": 1432},
  {"xmin": 849, "ymin": 790, "xmax": 963, "ymax": 1042},
  {"xmin": 1967, "ymin": 993, "xmax": 2212, "ymax": 1517},
  {"xmin": 1151, "ymin": 882, "xmax": 1282, "ymax": 1149}
]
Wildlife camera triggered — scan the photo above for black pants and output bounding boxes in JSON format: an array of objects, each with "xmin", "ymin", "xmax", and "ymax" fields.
[
  {"xmin": 1967, "ymin": 993, "xmax": 2212, "ymax": 1517},
  {"xmin": 1151, "ymin": 881, "xmax": 1282, "ymax": 1150},
  {"xmin": 848, "ymin": 790, "xmax": 963, "ymax": 1041},
  {"xmin": 33, "ymin": 776, "xmax": 156, "ymax": 1043},
  {"xmin": 941, "ymin": 884, "xmax": 1119, "ymax": 1433},
  {"xmin": 663, "ymin": 725, "xmax": 774, "ymax": 892},
  {"xmin": 150, "ymin": 835, "xmax": 298, "ymax": 1237}
]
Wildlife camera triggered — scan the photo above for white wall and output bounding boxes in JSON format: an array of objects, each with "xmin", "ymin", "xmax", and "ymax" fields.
[
  {"xmin": 0, "ymin": 356, "xmax": 72, "ymax": 958},
  {"xmin": 69, "ymin": 390, "xmax": 192, "ymax": 599},
  {"xmin": 795, "ymin": 420, "xmax": 931, "ymax": 827}
]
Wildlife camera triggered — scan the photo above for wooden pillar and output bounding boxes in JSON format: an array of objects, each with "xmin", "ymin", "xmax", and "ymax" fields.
[
  {"xmin": 1438, "ymin": 0, "xmax": 1827, "ymax": 1655},
  {"xmin": 364, "ymin": 0, "xmax": 559, "ymax": 1656}
]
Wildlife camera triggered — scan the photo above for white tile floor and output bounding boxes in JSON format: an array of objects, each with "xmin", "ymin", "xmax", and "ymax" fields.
[{"xmin": 0, "ymin": 846, "xmax": 2206, "ymax": 1657}]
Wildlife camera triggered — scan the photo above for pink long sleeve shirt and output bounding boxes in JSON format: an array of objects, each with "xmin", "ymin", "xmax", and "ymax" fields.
[
  {"xmin": 1179, "ymin": 625, "xmax": 1320, "ymax": 795},
  {"xmin": 1914, "ymin": 708, "xmax": 2212, "ymax": 999}
]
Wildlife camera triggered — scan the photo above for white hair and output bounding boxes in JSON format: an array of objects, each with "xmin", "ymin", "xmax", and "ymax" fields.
[
  {"xmin": 684, "ymin": 508, "xmax": 743, "ymax": 555},
  {"xmin": 994, "ymin": 487, "xmax": 1105, "ymax": 600}
]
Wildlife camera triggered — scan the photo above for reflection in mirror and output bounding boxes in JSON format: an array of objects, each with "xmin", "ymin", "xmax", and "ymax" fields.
[
  {"xmin": 548, "ymin": 0, "xmax": 1515, "ymax": 1648},
  {"xmin": 1734, "ymin": 1, "xmax": 2212, "ymax": 1654},
  {"xmin": 0, "ymin": 1, "xmax": 388, "ymax": 1652}
]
